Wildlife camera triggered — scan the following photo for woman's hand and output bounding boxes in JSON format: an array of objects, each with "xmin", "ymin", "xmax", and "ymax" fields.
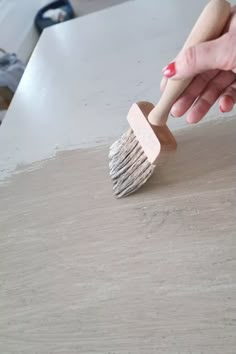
[{"xmin": 161, "ymin": 6, "xmax": 236, "ymax": 123}]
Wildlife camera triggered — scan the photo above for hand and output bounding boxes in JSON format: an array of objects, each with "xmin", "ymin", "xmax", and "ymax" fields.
[{"xmin": 161, "ymin": 6, "xmax": 236, "ymax": 124}]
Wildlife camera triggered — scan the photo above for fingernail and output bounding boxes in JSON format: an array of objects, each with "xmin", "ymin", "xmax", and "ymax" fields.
[
  {"xmin": 162, "ymin": 62, "xmax": 176, "ymax": 78},
  {"xmin": 170, "ymin": 105, "xmax": 178, "ymax": 117},
  {"xmin": 170, "ymin": 110, "xmax": 176, "ymax": 117},
  {"xmin": 219, "ymin": 105, "xmax": 225, "ymax": 113},
  {"xmin": 162, "ymin": 65, "xmax": 168, "ymax": 73}
]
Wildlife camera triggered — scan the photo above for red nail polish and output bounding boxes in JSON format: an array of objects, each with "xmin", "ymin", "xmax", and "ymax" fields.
[
  {"xmin": 163, "ymin": 62, "xmax": 176, "ymax": 78},
  {"xmin": 219, "ymin": 105, "xmax": 225, "ymax": 113}
]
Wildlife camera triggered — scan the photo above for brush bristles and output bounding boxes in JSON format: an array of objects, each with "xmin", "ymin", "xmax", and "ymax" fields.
[{"xmin": 109, "ymin": 129, "xmax": 155, "ymax": 198}]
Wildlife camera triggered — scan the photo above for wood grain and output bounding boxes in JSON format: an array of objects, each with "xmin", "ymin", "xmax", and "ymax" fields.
[{"xmin": 0, "ymin": 118, "xmax": 235, "ymax": 353}]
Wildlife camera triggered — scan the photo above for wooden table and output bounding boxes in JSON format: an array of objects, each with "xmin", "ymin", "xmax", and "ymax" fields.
[{"xmin": 0, "ymin": 1, "xmax": 236, "ymax": 353}]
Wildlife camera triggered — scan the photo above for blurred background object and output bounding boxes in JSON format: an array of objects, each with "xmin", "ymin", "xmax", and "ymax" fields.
[
  {"xmin": 35, "ymin": 0, "xmax": 75, "ymax": 34},
  {"xmin": 0, "ymin": 48, "xmax": 25, "ymax": 123}
]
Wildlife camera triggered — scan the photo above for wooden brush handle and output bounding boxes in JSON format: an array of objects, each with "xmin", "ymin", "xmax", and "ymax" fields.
[{"xmin": 148, "ymin": 0, "xmax": 231, "ymax": 126}]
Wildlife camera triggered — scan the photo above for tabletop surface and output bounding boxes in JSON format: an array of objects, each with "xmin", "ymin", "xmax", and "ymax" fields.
[
  {"xmin": 0, "ymin": 1, "xmax": 236, "ymax": 353},
  {"xmin": 1, "ymin": 0, "xmax": 235, "ymax": 178}
]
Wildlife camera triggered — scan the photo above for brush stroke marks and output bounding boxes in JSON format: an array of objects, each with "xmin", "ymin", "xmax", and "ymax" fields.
[{"xmin": 0, "ymin": 118, "xmax": 235, "ymax": 353}]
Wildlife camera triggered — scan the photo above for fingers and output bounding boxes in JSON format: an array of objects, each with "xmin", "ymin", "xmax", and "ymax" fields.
[
  {"xmin": 160, "ymin": 76, "xmax": 167, "ymax": 92},
  {"xmin": 170, "ymin": 70, "xmax": 219, "ymax": 117},
  {"xmin": 218, "ymin": 81, "xmax": 236, "ymax": 112},
  {"xmin": 186, "ymin": 70, "xmax": 236, "ymax": 123},
  {"xmin": 161, "ymin": 57, "xmax": 175, "ymax": 91},
  {"xmin": 226, "ymin": 5, "xmax": 236, "ymax": 32},
  {"xmin": 162, "ymin": 32, "xmax": 236, "ymax": 79}
]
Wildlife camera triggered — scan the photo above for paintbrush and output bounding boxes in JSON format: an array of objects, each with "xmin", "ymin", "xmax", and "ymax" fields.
[{"xmin": 109, "ymin": 0, "xmax": 231, "ymax": 198}]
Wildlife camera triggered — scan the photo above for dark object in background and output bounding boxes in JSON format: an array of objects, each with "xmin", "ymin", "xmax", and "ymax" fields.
[
  {"xmin": 35, "ymin": 0, "xmax": 75, "ymax": 34},
  {"xmin": 0, "ymin": 49, "xmax": 25, "ymax": 112}
]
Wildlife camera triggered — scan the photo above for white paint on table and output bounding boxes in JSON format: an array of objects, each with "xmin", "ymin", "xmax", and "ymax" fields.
[{"xmin": 1, "ymin": 0, "xmax": 235, "ymax": 180}]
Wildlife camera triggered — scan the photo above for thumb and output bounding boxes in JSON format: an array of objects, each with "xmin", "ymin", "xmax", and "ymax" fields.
[{"xmin": 162, "ymin": 32, "xmax": 236, "ymax": 79}]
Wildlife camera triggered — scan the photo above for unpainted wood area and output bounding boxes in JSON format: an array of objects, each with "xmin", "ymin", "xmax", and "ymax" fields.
[{"xmin": 0, "ymin": 118, "xmax": 236, "ymax": 353}]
